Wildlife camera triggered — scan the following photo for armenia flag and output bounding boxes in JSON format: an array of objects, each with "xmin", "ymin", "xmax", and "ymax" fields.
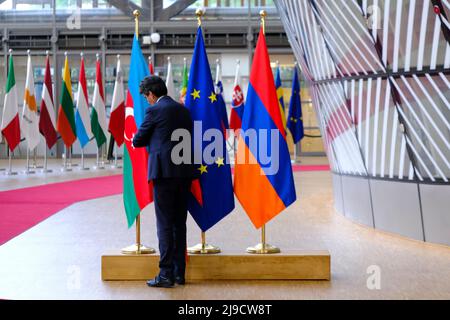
[
  {"xmin": 234, "ymin": 27, "xmax": 296, "ymax": 229},
  {"xmin": 185, "ymin": 27, "xmax": 235, "ymax": 232},
  {"xmin": 123, "ymin": 35, "xmax": 153, "ymax": 228}
]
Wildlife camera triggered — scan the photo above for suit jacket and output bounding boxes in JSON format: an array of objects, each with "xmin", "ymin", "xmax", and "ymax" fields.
[{"xmin": 133, "ymin": 96, "xmax": 198, "ymax": 181}]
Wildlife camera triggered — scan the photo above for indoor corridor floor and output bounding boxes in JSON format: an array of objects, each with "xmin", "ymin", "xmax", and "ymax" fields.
[{"xmin": 0, "ymin": 157, "xmax": 449, "ymax": 299}]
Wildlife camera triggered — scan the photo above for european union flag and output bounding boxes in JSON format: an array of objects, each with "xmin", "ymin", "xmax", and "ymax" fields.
[
  {"xmin": 185, "ymin": 27, "xmax": 235, "ymax": 232},
  {"xmin": 287, "ymin": 66, "xmax": 304, "ymax": 144}
]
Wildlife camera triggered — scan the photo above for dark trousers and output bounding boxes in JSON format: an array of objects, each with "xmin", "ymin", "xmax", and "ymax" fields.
[{"xmin": 153, "ymin": 177, "xmax": 191, "ymax": 280}]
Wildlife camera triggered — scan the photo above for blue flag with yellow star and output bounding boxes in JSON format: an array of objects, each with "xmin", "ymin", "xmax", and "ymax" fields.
[
  {"xmin": 185, "ymin": 27, "xmax": 235, "ymax": 232},
  {"xmin": 287, "ymin": 67, "xmax": 304, "ymax": 144}
]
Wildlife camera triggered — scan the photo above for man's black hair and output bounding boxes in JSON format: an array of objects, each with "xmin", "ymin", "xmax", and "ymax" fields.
[{"xmin": 139, "ymin": 75, "xmax": 168, "ymax": 98}]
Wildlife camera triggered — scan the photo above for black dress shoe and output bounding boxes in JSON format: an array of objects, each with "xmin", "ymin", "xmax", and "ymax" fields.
[
  {"xmin": 175, "ymin": 276, "xmax": 185, "ymax": 285},
  {"xmin": 146, "ymin": 275, "xmax": 174, "ymax": 288}
]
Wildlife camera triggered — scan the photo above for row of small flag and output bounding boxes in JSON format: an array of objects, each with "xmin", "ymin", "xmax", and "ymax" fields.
[
  {"xmin": 0, "ymin": 51, "xmax": 304, "ymax": 157},
  {"xmin": 0, "ymin": 51, "xmax": 120, "ymax": 154}
]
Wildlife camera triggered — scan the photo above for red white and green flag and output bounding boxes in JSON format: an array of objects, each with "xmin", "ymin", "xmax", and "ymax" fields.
[
  {"xmin": 1, "ymin": 53, "xmax": 21, "ymax": 151},
  {"xmin": 91, "ymin": 57, "xmax": 108, "ymax": 148}
]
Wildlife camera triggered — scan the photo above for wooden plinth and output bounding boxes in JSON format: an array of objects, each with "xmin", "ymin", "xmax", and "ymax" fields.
[{"xmin": 102, "ymin": 250, "xmax": 331, "ymax": 281}]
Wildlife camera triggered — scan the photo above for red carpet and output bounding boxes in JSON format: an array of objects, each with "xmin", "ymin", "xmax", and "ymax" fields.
[
  {"xmin": 0, "ymin": 175, "xmax": 123, "ymax": 246},
  {"xmin": 0, "ymin": 164, "xmax": 329, "ymax": 246}
]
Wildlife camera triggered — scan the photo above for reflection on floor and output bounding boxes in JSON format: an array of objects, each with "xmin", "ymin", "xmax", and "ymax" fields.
[{"xmin": 0, "ymin": 157, "xmax": 449, "ymax": 299}]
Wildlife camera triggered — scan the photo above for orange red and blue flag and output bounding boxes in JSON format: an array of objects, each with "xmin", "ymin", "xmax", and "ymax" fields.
[{"xmin": 234, "ymin": 27, "xmax": 296, "ymax": 229}]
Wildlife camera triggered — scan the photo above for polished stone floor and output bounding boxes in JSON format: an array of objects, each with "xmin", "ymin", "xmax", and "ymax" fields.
[{"xmin": 0, "ymin": 157, "xmax": 449, "ymax": 299}]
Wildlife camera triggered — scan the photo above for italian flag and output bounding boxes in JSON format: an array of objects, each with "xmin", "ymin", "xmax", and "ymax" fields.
[
  {"xmin": 123, "ymin": 90, "xmax": 153, "ymax": 228},
  {"xmin": 108, "ymin": 56, "xmax": 125, "ymax": 147},
  {"xmin": 57, "ymin": 55, "xmax": 77, "ymax": 147},
  {"xmin": 1, "ymin": 53, "xmax": 21, "ymax": 152},
  {"xmin": 91, "ymin": 58, "xmax": 108, "ymax": 148}
]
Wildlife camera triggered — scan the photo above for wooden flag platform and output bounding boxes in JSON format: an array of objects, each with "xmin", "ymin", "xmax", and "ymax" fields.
[{"xmin": 102, "ymin": 250, "xmax": 331, "ymax": 281}]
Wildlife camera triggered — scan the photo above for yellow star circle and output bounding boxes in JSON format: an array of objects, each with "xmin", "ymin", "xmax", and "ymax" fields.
[
  {"xmin": 208, "ymin": 92, "xmax": 217, "ymax": 103},
  {"xmin": 215, "ymin": 157, "xmax": 224, "ymax": 167},
  {"xmin": 191, "ymin": 89, "xmax": 201, "ymax": 100},
  {"xmin": 198, "ymin": 164, "xmax": 208, "ymax": 174}
]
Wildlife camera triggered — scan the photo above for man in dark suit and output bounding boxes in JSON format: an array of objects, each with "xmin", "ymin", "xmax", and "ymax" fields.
[{"xmin": 133, "ymin": 76, "xmax": 197, "ymax": 288}]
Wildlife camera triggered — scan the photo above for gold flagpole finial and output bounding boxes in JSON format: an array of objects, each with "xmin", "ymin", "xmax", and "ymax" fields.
[
  {"xmin": 260, "ymin": 10, "xmax": 267, "ymax": 35},
  {"xmin": 196, "ymin": 8, "xmax": 204, "ymax": 26},
  {"xmin": 134, "ymin": 9, "xmax": 140, "ymax": 37}
]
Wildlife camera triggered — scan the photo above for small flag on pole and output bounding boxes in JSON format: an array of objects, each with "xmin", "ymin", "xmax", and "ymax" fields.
[
  {"xmin": 275, "ymin": 64, "xmax": 287, "ymax": 134},
  {"xmin": 229, "ymin": 60, "xmax": 245, "ymax": 132},
  {"xmin": 214, "ymin": 59, "xmax": 230, "ymax": 135},
  {"xmin": 75, "ymin": 54, "xmax": 93, "ymax": 148},
  {"xmin": 109, "ymin": 55, "xmax": 125, "ymax": 147},
  {"xmin": 287, "ymin": 66, "xmax": 304, "ymax": 144},
  {"xmin": 148, "ymin": 56, "xmax": 154, "ymax": 75},
  {"xmin": 179, "ymin": 57, "xmax": 188, "ymax": 104},
  {"xmin": 1, "ymin": 52, "xmax": 21, "ymax": 152},
  {"xmin": 91, "ymin": 55, "xmax": 108, "ymax": 148},
  {"xmin": 39, "ymin": 54, "xmax": 58, "ymax": 149},
  {"xmin": 22, "ymin": 52, "xmax": 40, "ymax": 151},
  {"xmin": 57, "ymin": 54, "xmax": 77, "ymax": 148},
  {"xmin": 166, "ymin": 57, "xmax": 175, "ymax": 98}
]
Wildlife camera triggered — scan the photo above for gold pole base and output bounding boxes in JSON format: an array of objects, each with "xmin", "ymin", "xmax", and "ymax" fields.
[
  {"xmin": 121, "ymin": 244, "xmax": 156, "ymax": 255},
  {"xmin": 246, "ymin": 243, "xmax": 281, "ymax": 254},
  {"xmin": 187, "ymin": 243, "xmax": 221, "ymax": 254}
]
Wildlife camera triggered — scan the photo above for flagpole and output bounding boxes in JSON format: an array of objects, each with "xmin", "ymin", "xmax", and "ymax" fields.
[
  {"xmin": 80, "ymin": 148, "xmax": 89, "ymax": 170},
  {"xmin": 186, "ymin": 8, "xmax": 222, "ymax": 255},
  {"xmin": 113, "ymin": 142, "xmax": 122, "ymax": 169},
  {"xmin": 42, "ymin": 144, "xmax": 52, "ymax": 173},
  {"xmin": 61, "ymin": 146, "xmax": 72, "ymax": 172},
  {"xmin": 247, "ymin": 10, "xmax": 280, "ymax": 255},
  {"xmin": 5, "ymin": 143, "xmax": 17, "ymax": 176},
  {"xmin": 24, "ymin": 143, "xmax": 35, "ymax": 174},
  {"xmin": 93, "ymin": 145, "xmax": 105, "ymax": 169},
  {"xmin": 121, "ymin": 9, "xmax": 155, "ymax": 256},
  {"xmin": 32, "ymin": 148, "xmax": 42, "ymax": 168}
]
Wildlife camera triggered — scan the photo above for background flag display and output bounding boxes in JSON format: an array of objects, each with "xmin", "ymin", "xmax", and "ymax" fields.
[
  {"xmin": 148, "ymin": 56, "xmax": 154, "ymax": 75},
  {"xmin": 1, "ymin": 53, "xmax": 21, "ymax": 151},
  {"xmin": 179, "ymin": 58, "xmax": 188, "ymax": 104},
  {"xmin": 229, "ymin": 60, "xmax": 245, "ymax": 131},
  {"xmin": 287, "ymin": 66, "xmax": 304, "ymax": 144},
  {"xmin": 109, "ymin": 56, "xmax": 125, "ymax": 147},
  {"xmin": 275, "ymin": 65, "xmax": 287, "ymax": 134},
  {"xmin": 22, "ymin": 54, "xmax": 40, "ymax": 151},
  {"xmin": 214, "ymin": 60, "xmax": 230, "ymax": 134},
  {"xmin": 91, "ymin": 57, "xmax": 108, "ymax": 148},
  {"xmin": 123, "ymin": 35, "xmax": 153, "ymax": 227},
  {"xmin": 234, "ymin": 27, "xmax": 296, "ymax": 229},
  {"xmin": 75, "ymin": 55, "xmax": 93, "ymax": 148},
  {"xmin": 166, "ymin": 57, "xmax": 175, "ymax": 98},
  {"xmin": 57, "ymin": 55, "xmax": 77, "ymax": 147},
  {"xmin": 39, "ymin": 55, "xmax": 57, "ymax": 149},
  {"xmin": 185, "ymin": 27, "xmax": 235, "ymax": 232}
]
